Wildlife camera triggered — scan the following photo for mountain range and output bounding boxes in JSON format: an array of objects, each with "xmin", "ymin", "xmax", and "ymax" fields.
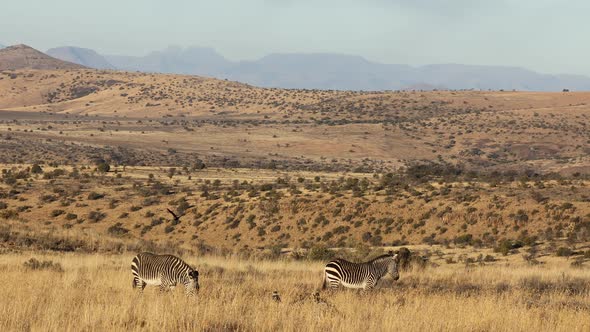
[
  {"xmin": 2, "ymin": 44, "xmax": 590, "ymax": 91},
  {"xmin": 46, "ymin": 46, "xmax": 114, "ymax": 70}
]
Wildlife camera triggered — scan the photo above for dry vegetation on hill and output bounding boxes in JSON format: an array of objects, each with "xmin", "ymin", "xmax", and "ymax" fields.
[
  {"xmin": 0, "ymin": 164, "xmax": 589, "ymax": 252},
  {"xmin": 1, "ymin": 69, "xmax": 589, "ymax": 174}
]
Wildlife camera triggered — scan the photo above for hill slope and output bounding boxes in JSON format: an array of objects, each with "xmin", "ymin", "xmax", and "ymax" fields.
[
  {"xmin": 0, "ymin": 68, "xmax": 589, "ymax": 177},
  {"xmin": 0, "ymin": 44, "xmax": 85, "ymax": 71}
]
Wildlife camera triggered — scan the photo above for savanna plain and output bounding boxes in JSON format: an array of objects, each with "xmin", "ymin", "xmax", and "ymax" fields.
[{"xmin": 1, "ymin": 63, "xmax": 590, "ymax": 331}]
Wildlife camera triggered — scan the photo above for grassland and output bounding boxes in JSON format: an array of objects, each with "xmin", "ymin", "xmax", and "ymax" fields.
[{"xmin": 1, "ymin": 250, "xmax": 589, "ymax": 332}]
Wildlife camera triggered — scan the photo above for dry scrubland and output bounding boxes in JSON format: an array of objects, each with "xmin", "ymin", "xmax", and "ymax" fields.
[
  {"xmin": 1, "ymin": 251, "xmax": 590, "ymax": 332},
  {"xmin": 0, "ymin": 69, "xmax": 589, "ymax": 173},
  {"xmin": 1, "ymin": 164, "xmax": 589, "ymax": 250},
  {"xmin": 0, "ymin": 68, "xmax": 590, "ymax": 331}
]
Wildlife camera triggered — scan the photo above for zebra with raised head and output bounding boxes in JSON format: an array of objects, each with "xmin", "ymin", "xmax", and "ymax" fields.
[
  {"xmin": 132, "ymin": 252, "xmax": 200, "ymax": 295},
  {"xmin": 322, "ymin": 251, "xmax": 400, "ymax": 290}
]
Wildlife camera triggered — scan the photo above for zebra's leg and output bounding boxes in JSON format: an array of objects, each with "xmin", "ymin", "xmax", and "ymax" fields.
[
  {"xmin": 159, "ymin": 284, "xmax": 170, "ymax": 292},
  {"xmin": 329, "ymin": 280, "xmax": 340, "ymax": 290},
  {"xmin": 364, "ymin": 277, "xmax": 377, "ymax": 291},
  {"xmin": 133, "ymin": 277, "xmax": 146, "ymax": 292}
]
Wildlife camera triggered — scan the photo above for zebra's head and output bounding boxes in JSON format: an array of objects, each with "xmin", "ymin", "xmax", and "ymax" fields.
[
  {"xmin": 387, "ymin": 251, "xmax": 400, "ymax": 281},
  {"xmin": 188, "ymin": 270, "xmax": 200, "ymax": 291}
]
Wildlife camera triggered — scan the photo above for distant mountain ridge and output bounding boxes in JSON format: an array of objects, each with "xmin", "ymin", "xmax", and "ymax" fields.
[
  {"xmin": 106, "ymin": 46, "xmax": 231, "ymax": 77},
  {"xmin": 106, "ymin": 48, "xmax": 590, "ymax": 91},
  {"xmin": 46, "ymin": 47, "xmax": 114, "ymax": 69},
  {"xmin": 1, "ymin": 43, "xmax": 588, "ymax": 91},
  {"xmin": 0, "ymin": 44, "xmax": 85, "ymax": 71}
]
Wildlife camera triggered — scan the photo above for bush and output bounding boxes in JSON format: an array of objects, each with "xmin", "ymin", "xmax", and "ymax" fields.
[
  {"xmin": 87, "ymin": 192, "xmax": 105, "ymax": 200},
  {"xmin": 107, "ymin": 223, "xmax": 129, "ymax": 237},
  {"xmin": 396, "ymin": 247, "xmax": 427, "ymax": 270},
  {"xmin": 307, "ymin": 245, "xmax": 335, "ymax": 261},
  {"xmin": 556, "ymin": 247, "xmax": 573, "ymax": 257},
  {"xmin": 50, "ymin": 209, "xmax": 65, "ymax": 218},
  {"xmin": 96, "ymin": 162, "xmax": 110, "ymax": 173},
  {"xmin": 31, "ymin": 164, "xmax": 43, "ymax": 174},
  {"xmin": 88, "ymin": 211, "xmax": 106, "ymax": 223},
  {"xmin": 23, "ymin": 258, "xmax": 63, "ymax": 272},
  {"xmin": 494, "ymin": 239, "xmax": 523, "ymax": 256},
  {"xmin": 453, "ymin": 234, "xmax": 473, "ymax": 246}
]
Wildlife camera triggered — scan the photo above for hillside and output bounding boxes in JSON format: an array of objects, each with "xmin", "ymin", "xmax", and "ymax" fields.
[
  {"xmin": 0, "ymin": 67, "xmax": 589, "ymax": 251},
  {"xmin": 46, "ymin": 46, "xmax": 114, "ymax": 70},
  {"xmin": 0, "ymin": 68, "xmax": 589, "ymax": 175},
  {"xmin": 0, "ymin": 44, "xmax": 85, "ymax": 71}
]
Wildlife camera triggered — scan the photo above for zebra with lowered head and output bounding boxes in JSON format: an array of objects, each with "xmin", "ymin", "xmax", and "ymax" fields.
[
  {"xmin": 132, "ymin": 252, "xmax": 200, "ymax": 295},
  {"xmin": 322, "ymin": 251, "xmax": 400, "ymax": 290}
]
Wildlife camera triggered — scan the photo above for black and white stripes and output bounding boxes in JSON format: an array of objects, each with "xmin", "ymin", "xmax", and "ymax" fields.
[
  {"xmin": 322, "ymin": 251, "xmax": 400, "ymax": 290},
  {"xmin": 132, "ymin": 252, "xmax": 199, "ymax": 295}
]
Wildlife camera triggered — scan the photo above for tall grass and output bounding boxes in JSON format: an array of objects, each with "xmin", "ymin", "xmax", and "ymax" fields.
[{"xmin": 0, "ymin": 253, "xmax": 589, "ymax": 331}]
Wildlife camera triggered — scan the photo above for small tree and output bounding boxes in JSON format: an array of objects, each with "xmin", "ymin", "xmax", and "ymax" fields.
[
  {"xmin": 31, "ymin": 164, "xmax": 43, "ymax": 174},
  {"xmin": 97, "ymin": 162, "xmax": 110, "ymax": 173}
]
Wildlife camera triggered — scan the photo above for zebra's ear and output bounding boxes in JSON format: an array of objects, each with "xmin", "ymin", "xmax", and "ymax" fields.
[
  {"xmin": 393, "ymin": 254, "xmax": 400, "ymax": 262},
  {"xmin": 388, "ymin": 250, "xmax": 394, "ymax": 256}
]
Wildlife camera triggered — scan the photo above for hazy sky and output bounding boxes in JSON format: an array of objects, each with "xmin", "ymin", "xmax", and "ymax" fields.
[{"xmin": 1, "ymin": 0, "xmax": 589, "ymax": 75}]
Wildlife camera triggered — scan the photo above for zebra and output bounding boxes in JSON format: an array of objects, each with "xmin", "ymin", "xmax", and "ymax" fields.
[
  {"xmin": 322, "ymin": 251, "xmax": 400, "ymax": 290},
  {"xmin": 131, "ymin": 252, "xmax": 200, "ymax": 295}
]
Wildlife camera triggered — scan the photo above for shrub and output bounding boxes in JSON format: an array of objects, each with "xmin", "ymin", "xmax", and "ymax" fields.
[
  {"xmin": 453, "ymin": 234, "xmax": 473, "ymax": 246},
  {"xmin": 88, "ymin": 211, "xmax": 106, "ymax": 223},
  {"xmin": 87, "ymin": 192, "xmax": 105, "ymax": 200},
  {"xmin": 494, "ymin": 239, "xmax": 523, "ymax": 256},
  {"xmin": 23, "ymin": 258, "xmax": 63, "ymax": 272},
  {"xmin": 397, "ymin": 247, "xmax": 412, "ymax": 270},
  {"xmin": 97, "ymin": 162, "xmax": 110, "ymax": 173},
  {"xmin": 556, "ymin": 247, "xmax": 573, "ymax": 257},
  {"xmin": 31, "ymin": 164, "xmax": 43, "ymax": 174},
  {"xmin": 307, "ymin": 245, "xmax": 335, "ymax": 261},
  {"xmin": 50, "ymin": 209, "xmax": 65, "ymax": 218},
  {"xmin": 107, "ymin": 223, "xmax": 130, "ymax": 237}
]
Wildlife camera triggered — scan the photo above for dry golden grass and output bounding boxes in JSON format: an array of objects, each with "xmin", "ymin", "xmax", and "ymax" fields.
[{"xmin": 1, "ymin": 251, "xmax": 589, "ymax": 331}]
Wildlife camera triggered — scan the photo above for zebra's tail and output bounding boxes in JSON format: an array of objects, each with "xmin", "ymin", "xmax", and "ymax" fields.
[{"xmin": 321, "ymin": 271, "xmax": 327, "ymax": 290}]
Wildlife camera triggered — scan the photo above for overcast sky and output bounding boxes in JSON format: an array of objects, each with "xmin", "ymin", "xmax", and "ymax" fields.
[{"xmin": 1, "ymin": 0, "xmax": 589, "ymax": 75}]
